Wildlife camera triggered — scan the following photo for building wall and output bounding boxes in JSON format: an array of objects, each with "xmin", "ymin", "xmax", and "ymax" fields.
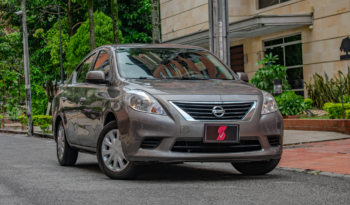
[{"xmin": 161, "ymin": 0, "xmax": 350, "ymax": 95}]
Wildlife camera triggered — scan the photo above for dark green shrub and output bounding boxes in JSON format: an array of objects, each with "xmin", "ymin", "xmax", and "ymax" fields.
[{"xmin": 275, "ymin": 91, "xmax": 306, "ymax": 116}]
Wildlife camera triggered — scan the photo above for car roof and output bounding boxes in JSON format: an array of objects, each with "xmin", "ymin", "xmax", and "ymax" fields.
[{"xmin": 95, "ymin": 44, "xmax": 206, "ymax": 50}]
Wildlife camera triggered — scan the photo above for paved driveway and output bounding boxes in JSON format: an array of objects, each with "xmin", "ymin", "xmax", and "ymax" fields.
[{"xmin": 1, "ymin": 134, "xmax": 349, "ymax": 205}]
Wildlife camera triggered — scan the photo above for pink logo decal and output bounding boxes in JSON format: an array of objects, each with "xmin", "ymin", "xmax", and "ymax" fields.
[{"xmin": 217, "ymin": 126, "xmax": 227, "ymax": 141}]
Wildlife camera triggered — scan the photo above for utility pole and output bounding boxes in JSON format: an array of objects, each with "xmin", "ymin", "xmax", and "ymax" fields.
[
  {"xmin": 19, "ymin": 0, "xmax": 33, "ymax": 136},
  {"xmin": 208, "ymin": 0, "xmax": 230, "ymax": 67}
]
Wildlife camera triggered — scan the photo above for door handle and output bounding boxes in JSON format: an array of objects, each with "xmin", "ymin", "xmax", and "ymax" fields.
[{"xmin": 62, "ymin": 97, "xmax": 67, "ymax": 102}]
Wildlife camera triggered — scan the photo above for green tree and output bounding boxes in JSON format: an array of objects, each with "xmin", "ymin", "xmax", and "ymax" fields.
[
  {"xmin": 118, "ymin": 0, "xmax": 152, "ymax": 43},
  {"xmin": 65, "ymin": 11, "xmax": 124, "ymax": 74},
  {"xmin": 250, "ymin": 53, "xmax": 291, "ymax": 94},
  {"xmin": 72, "ymin": 0, "xmax": 95, "ymax": 51},
  {"xmin": 111, "ymin": 0, "xmax": 119, "ymax": 44}
]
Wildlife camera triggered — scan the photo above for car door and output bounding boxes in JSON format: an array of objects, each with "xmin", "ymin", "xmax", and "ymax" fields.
[
  {"xmin": 76, "ymin": 49, "xmax": 111, "ymax": 147},
  {"xmin": 70, "ymin": 53, "xmax": 97, "ymax": 146},
  {"xmin": 61, "ymin": 79, "xmax": 80, "ymax": 144}
]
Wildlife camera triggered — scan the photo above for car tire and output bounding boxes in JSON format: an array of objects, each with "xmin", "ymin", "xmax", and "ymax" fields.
[
  {"xmin": 231, "ymin": 158, "xmax": 281, "ymax": 175},
  {"xmin": 96, "ymin": 121, "xmax": 140, "ymax": 180},
  {"xmin": 56, "ymin": 121, "xmax": 78, "ymax": 166}
]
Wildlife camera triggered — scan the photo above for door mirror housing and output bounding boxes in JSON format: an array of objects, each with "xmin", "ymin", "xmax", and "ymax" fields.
[
  {"xmin": 86, "ymin": 71, "xmax": 107, "ymax": 84},
  {"xmin": 237, "ymin": 72, "xmax": 249, "ymax": 83}
]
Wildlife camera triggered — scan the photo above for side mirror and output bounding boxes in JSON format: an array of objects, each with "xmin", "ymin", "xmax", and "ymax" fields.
[
  {"xmin": 86, "ymin": 71, "xmax": 106, "ymax": 84},
  {"xmin": 237, "ymin": 72, "xmax": 249, "ymax": 83}
]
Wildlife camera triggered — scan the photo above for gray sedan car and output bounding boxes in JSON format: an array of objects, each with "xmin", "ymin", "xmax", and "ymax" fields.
[{"xmin": 52, "ymin": 44, "xmax": 283, "ymax": 179}]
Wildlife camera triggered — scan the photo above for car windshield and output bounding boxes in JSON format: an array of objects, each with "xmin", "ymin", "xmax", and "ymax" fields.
[{"xmin": 116, "ymin": 48, "xmax": 235, "ymax": 80}]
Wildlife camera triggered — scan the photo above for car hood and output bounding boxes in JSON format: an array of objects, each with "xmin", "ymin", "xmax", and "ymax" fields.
[{"xmin": 122, "ymin": 79, "xmax": 262, "ymax": 95}]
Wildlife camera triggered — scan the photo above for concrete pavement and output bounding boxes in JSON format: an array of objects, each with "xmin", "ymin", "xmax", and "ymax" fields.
[
  {"xmin": 1, "ymin": 133, "xmax": 350, "ymax": 205},
  {"xmin": 283, "ymin": 130, "xmax": 350, "ymax": 145}
]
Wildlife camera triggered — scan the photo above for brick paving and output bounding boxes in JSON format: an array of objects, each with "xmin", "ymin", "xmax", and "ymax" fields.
[{"xmin": 279, "ymin": 139, "xmax": 350, "ymax": 175}]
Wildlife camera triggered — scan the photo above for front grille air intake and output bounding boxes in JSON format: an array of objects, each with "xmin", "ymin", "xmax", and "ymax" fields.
[
  {"xmin": 171, "ymin": 101, "xmax": 254, "ymax": 121},
  {"xmin": 268, "ymin": 137, "xmax": 280, "ymax": 147},
  {"xmin": 171, "ymin": 139, "xmax": 261, "ymax": 153},
  {"xmin": 140, "ymin": 138, "xmax": 162, "ymax": 149}
]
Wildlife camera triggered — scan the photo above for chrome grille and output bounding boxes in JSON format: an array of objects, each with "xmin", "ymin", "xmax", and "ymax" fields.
[{"xmin": 171, "ymin": 101, "xmax": 255, "ymax": 121}]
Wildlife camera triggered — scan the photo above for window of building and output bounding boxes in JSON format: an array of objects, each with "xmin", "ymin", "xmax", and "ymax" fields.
[
  {"xmin": 264, "ymin": 34, "xmax": 304, "ymax": 96},
  {"xmin": 258, "ymin": 0, "xmax": 291, "ymax": 9},
  {"xmin": 230, "ymin": 45, "xmax": 245, "ymax": 73}
]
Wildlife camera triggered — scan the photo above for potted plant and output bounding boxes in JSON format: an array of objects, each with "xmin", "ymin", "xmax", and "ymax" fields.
[{"xmin": 275, "ymin": 91, "xmax": 306, "ymax": 119}]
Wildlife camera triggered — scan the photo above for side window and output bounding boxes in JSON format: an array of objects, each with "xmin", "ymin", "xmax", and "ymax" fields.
[
  {"xmin": 76, "ymin": 54, "xmax": 96, "ymax": 83},
  {"xmin": 93, "ymin": 50, "xmax": 111, "ymax": 80}
]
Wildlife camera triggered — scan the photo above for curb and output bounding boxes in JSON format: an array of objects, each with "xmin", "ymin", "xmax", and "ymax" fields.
[
  {"xmin": 283, "ymin": 137, "xmax": 350, "ymax": 147},
  {"xmin": 277, "ymin": 167, "xmax": 350, "ymax": 179},
  {"xmin": 0, "ymin": 129, "xmax": 54, "ymax": 140}
]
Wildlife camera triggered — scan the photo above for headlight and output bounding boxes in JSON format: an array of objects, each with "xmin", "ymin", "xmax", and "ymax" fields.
[
  {"xmin": 261, "ymin": 91, "xmax": 278, "ymax": 114},
  {"xmin": 125, "ymin": 90, "xmax": 167, "ymax": 115}
]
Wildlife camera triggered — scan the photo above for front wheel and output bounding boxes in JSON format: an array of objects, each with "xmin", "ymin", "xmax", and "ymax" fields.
[
  {"xmin": 96, "ymin": 121, "xmax": 140, "ymax": 180},
  {"xmin": 231, "ymin": 158, "xmax": 280, "ymax": 175}
]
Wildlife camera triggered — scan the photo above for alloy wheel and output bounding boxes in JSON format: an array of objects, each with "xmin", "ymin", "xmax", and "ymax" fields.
[{"xmin": 101, "ymin": 129, "xmax": 129, "ymax": 172}]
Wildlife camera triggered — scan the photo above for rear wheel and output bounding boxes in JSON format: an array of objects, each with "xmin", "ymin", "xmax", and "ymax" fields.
[
  {"xmin": 231, "ymin": 158, "xmax": 280, "ymax": 175},
  {"xmin": 97, "ymin": 121, "xmax": 140, "ymax": 180},
  {"xmin": 56, "ymin": 121, "xmax": 78, "ymax": 166}
]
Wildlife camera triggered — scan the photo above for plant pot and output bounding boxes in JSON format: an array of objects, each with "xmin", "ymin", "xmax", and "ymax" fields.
[{"xmin": 282, "ymin": 115, "xmax": 300, "ymax": 119}]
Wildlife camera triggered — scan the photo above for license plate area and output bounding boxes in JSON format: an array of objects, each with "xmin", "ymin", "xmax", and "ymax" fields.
[{"xmin": 204, "ymin": 124, "xmax": 240, "ymax": 143}]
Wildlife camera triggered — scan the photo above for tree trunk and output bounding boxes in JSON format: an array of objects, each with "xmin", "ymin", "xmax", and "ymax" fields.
[
  {"xmin": 68, "ymin": 0, "xmax": 74, "ymax": 37},
  {"xmin": 151, "ymin": 0, "xmax": 160, "ymax": 44},
  {"xmin": 87, "ymin": 0, "xmax": 95, "ymax": 51},
  {"xmin": 111, "ymin": 0, "xmax": 119, "ymax": 44}
]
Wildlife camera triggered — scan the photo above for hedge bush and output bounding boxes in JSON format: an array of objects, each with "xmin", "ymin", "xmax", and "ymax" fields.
[
  {"xmin": 323, "ymin": 103, "xmax": 350, "ymax": 119},
  {"xmin": 18, "ymin": 115, "xmax": 52, "ymax": 126},
  {"xmin": 304, "ymin": 98, "xmax": 313, "ymax": 109},
  {"xmin": 275, "ymin": 91, "xmax": 306, "ymax": 116}
]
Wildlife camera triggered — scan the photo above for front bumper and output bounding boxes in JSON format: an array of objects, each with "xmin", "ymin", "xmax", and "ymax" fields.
[{"xmin": 114, "ymin": 95, "xmax": 284, "ymax": 163}]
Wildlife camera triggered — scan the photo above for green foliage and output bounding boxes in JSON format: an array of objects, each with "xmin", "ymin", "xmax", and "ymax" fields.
[
  {"xmin": 323, "ymin": 103, "xmax": 350, "ymax": 119},
  {"xmin": 304, "ymin": 67, "xmax": 350, "ymax": 108},
  {"xmin": 7, "ymin": 106, "xmax": 21, "ymax": 121},
  {"xmin": 346, "ymin": 110, "xmax": 350, "ymax": 119},
  {"xmin": 275, "ymin": 91, "xmax": 306, "ymax": 116},
  {"xmin": 18, "ymin": 115, "xmax": 52, "ymax": 126},
  {"xmin": 45, "ymin": 18, "xmax": 70, "ymax": 66},
  {"xmin": 40, "ymin": 124, "xmax": 50, "ymax": 133},
  {"xmin": 18, "ymin": 115, "xmax": 28, "ymax": 125},
  {"xmin": 33, "ymin": 115, "xmax": 52, "ymax": 126},
  {"xmin": 304, "ymin": 98, "xmax": 313, "ymax": 109},
  {"xmin": 250, "ymin": 53, "xmax": 291, "ymax": 94},
  {"xmin": 65, "ymin": 11, "xmax": 124, "ymax": 74},
  {"xmin": 119, "ymin": 0, "xmax": 152, "ymax": 43},
  {"xmin": 339, "ymin": 94, "xmax": 350, "ymax": 104}
]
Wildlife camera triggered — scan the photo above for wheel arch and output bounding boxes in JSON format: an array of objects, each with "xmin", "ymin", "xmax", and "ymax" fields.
[{"xmin": 104, "ymin": 110, "xmax": 117, "ymax": 127}]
